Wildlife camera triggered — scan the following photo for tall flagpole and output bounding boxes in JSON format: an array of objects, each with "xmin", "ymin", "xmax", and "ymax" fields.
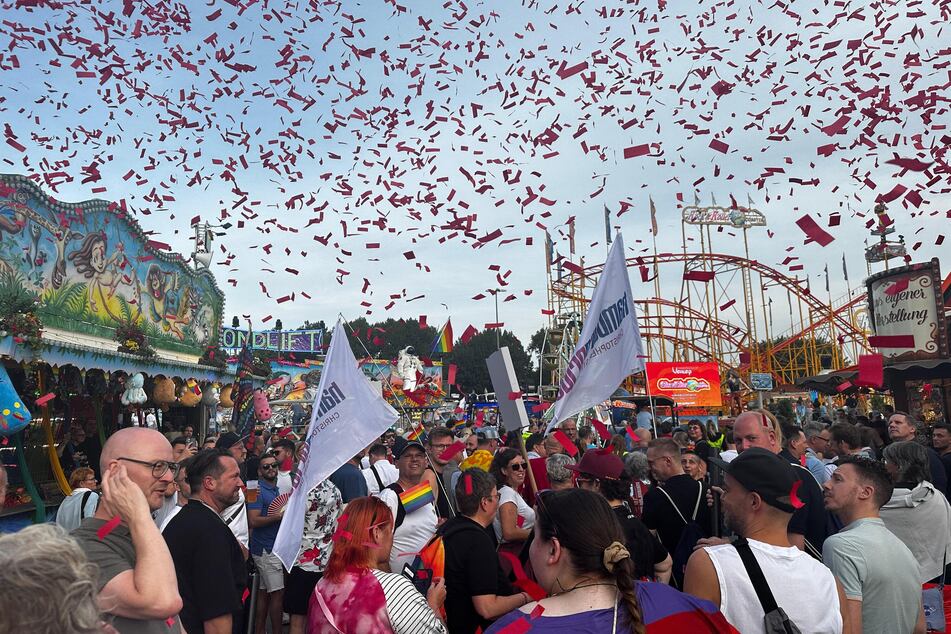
[{"xmin": 644, "ymin": 362, "xmax": 658, "ymax": 438}]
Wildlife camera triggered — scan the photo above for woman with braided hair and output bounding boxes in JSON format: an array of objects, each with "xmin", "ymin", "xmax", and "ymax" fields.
[{"xmin": 487, "ymin": 488, "xmax": 736, "ymax": 633}]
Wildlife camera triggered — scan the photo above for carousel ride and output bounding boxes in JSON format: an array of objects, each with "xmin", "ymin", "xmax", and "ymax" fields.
[{"xmin": 539, "ymin": 200, "xmax": 879, "ymax": 406}]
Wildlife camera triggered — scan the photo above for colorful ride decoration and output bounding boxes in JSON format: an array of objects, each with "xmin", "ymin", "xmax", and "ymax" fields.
[
  {"xmin": 252, "ymin": 389, "xmax": 272, "ymax": 422},
  {"xmin": 0, "ymin": 174, "xmax": 224, "ymax": 356},
  {"xmin": 248, "ymin": 357, "xmax": 444, "ymax": 409},
  {"xmin": 0, "ymin": 364, "xmax": 31, "ymax": 436}
]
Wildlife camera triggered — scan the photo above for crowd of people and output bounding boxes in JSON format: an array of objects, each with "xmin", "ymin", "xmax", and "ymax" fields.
[{"xmin": 1, "ymin": 400, "xmax": 950, "ymax": 634}]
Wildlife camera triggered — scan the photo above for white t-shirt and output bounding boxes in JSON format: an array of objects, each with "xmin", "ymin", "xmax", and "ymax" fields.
[
  {"xmin": 220, "ymin": 488, "xmax": 249, "ymax": 548},
  {"xmin": 56, "ymin": 488, "xmax": 99, "ymax": 532},
  {"xmin": 370, "ymin": 569, "xmax": 448, "ymax": 634},
  {"xmin": 277, "ymin": 470, "xmax": 293, "ymax": 495},
  {"xmin": 151, "ymin": 490, "xmax": 179, "ymax": 529},
  {"xmin": 377, "ymin": 486, "xmax": 438, "ymax": 573},
  {"xmin": 363, "ymin": 461, "xmax": 399, "ymax": 495},
  {"xmin": 704, "ymin": 537, "xmax": 842, "ymax": 634},
  {"xmin": 492, "ymin": 485, "xmax": 535, "ymax": 543}
]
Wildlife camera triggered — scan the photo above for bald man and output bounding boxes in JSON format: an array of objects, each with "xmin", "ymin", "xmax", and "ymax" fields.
[{"xmin": 72, "ymin": 428, "xmax": 184, "ymax": 632}]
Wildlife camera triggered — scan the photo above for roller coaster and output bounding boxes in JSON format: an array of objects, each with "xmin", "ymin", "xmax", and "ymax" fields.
[{"xmin": 539, "ymin": 201, "xmax": 875, "ymax": 405}]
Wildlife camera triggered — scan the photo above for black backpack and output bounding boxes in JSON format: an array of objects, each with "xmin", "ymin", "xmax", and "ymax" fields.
[{"xmin": 657, "ymin": 481, "xmax": 705, "ymax": 588}]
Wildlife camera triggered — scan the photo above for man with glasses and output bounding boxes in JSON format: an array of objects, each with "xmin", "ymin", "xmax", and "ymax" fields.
[
  {"xmin": 164, "ymin": 448, "xmax": 247, "ymax": 634},
  {"xmin": 72, "ymin": 427, "xmax": 184, "ymax": 633},
  {"xmin": 803, "ymin": 423, "xmax": 833, "ymax": 485},
  {"xmin": 425, "ymin": 427, "xmax": 459, "ymax": 521},
  {"xmin": 247, "ymin": 454, "xmax": 285, "ymax": 634}
]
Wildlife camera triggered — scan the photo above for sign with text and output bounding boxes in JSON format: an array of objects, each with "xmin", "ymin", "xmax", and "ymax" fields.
[
  {"xmin": 221, "ymin": 327, "xmax": 323, "ymax": 353},
  {"xmin": 750, "ymin": 373, "xmax": 774, "ymax": 391},
  {"xmin": 646, "ymin": 362, "xmax": 723, "ymax": 407},
  {"xmin": 866, "ymin": 258, "xmax": 948, "ymax": 364}
]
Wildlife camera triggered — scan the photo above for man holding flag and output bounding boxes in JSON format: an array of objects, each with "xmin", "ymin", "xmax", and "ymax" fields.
[{"xmin": 546, "ymin": 234, "xmax": 646, "ymax": 434}]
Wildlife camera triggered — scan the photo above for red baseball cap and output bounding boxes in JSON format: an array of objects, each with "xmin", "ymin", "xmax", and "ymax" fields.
[{"xmin": 566, "ymin": 449, "xmax": 624, "ymax": 480}]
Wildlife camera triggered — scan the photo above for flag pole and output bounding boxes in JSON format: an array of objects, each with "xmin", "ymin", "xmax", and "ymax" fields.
[
  {"xmin": 643, "ymin": 363, "xmax": 658, "ymax": 438},
  {"xmin": 341, "ymin": 314, "xmax": 457, "ymax": 516}
]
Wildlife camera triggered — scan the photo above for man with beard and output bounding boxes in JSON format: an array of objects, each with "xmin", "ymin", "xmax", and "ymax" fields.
[
  {"xmin": 684, "ymin": 448, "xmax": 849, "ymax": 634},
  {"xmin": 164, "ymin": 449, "xmax": 247, "ymax": 634},
  {"xmin": 378, "ymin": 437, "xmax": 438, "ymax": 573}
]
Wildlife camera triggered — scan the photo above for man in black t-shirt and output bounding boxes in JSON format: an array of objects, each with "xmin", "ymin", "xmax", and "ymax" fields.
[
  {"xmin": 643, "ymin": 438, "xmax": 711, "ymax": 553},
  {"xmin": 441, "ymin": 468, "xmax": 530, "ymax": 634},
  {"xmin": 164, "ymin": 449, "xmax": 247, "ymax": 634}
]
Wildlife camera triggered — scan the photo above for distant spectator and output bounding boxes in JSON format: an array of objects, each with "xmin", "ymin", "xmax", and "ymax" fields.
[
  {"xmin": 56, "ymin": 467, "xmax": 100, "ymax": 532},
  {"xmin": 546, "ymin": 453, "xmax": 575, "ymax": 491}
]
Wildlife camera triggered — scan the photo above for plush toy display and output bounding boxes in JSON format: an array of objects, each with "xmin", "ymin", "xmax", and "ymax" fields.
[
  {"xmin": 84, "ymin": 369, "xmax": 108, "ymax": 398},
  {"xmin": 0, "ymin": 364, "xmax": 32, "ymax": 436},
  {"xmin": 178, "ymin": 378, "xmax": 203, "ymax": 407},
  {"xmin": 152, "ymin": 375, "xmax": 176, "ymax": 411},
  {"xmin": 121, "ymin": 372, "xmax": 147, "ymax": 406},
  {"xmin": 202, "ymin": 383, "xmax": 220, "ymax": 407},
  {"xmin": 252, "ymin": 389, "xmax": 272, "ymax": 422},
  {"xmin": 220, "ymin": 383, "xmax": 235, "ymax": 408}
]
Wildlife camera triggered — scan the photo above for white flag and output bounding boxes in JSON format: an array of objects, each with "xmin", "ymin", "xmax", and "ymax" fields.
[
  {"xmin": 274, "ymin": 319, "xmax": 398, "ymax": 570},
  {"xmin": 546, "ymin": 234, "xmax": 645, "ymax": 432}
]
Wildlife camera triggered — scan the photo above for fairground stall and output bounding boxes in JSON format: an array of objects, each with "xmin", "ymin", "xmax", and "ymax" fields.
[
  {"xmin": 0, "ymin": 174, "xmax": 232, "ymax": 530},
  {"xmin": 796, "ymin": 258, "xmax": 950, "ymax": 424}
]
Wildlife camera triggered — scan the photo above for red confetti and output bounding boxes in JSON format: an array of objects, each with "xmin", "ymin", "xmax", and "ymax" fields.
[
  {"xmin": 623, "ymin": 144, "xmax": 650, "ymax": 159},
  {"xmin": 439, "ymin": 441, "xmax": 465, "ymax": 462},
  {"xmin": 795, "ymin": 215, "xmax": 835, "ymax": 246},
  {"xmin": 590, "ymin": 419, "xmax": 611, "ymax": 442},
  {"xmin": 553, "ymin": 430, "xmax": 578, "ymax": 456},
  {"xmin": 856, "ymin": 354, "xmax": 884, "ymax": 388},
  {"xmin": 97, "ymin": 515, "xmax": 122, "ymax": 540},
  {"xmin": 868, "ymin": 335, "xmax": 915, "ymax": 348},
  {"xmin": 34, "ymin": 392, "xmax": 56, "ymax": 407}
]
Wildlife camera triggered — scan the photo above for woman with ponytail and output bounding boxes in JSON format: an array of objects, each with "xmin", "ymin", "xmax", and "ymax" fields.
[{"xmin": 486, "ymin": 489, "xmax": 737, "ymax": 633}]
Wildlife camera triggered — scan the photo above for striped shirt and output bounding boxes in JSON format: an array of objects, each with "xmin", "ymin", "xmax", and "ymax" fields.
[{"xmin": 369, "ymin": 569, "xmax": 447, "ymax": 634}]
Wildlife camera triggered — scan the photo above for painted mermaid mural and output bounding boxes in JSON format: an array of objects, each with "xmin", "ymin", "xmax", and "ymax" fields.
[{"xmin": 0, "ymin": 174, "xmax": 223, "ymax": 356}]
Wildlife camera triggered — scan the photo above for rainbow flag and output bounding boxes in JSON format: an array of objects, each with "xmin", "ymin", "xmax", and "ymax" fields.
[
  {"xmin": 449, "ymin": 418, "xmax": 466, "ymax": 432},
  {"xmin": 407, "ymin": 424, "xmax": 424, "ymax": 441},
  {"xmin": 432, "ymin": 319, "xmax": 453, "ymax": 354},
  {"xmin": 399, "ymin": 481, "xmax": 435, "ymax": 514}
]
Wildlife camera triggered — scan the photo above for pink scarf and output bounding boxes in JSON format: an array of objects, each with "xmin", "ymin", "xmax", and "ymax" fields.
[{"xmin": 309, "ymin": 568, "xmax": 392, "ymax": 634}]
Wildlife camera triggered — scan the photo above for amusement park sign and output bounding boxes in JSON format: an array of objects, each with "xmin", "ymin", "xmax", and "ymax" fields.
[
  {"xmin": 681, "ymin": 204, "xmax": 767, "ymax": 228},
  {"xmin": 646, "ymin": 362, "xmax": 723, "ymax": 407},
  {"xmin": 221, "ymin": 327, "xmax": 324, "ymax": 353},
  {"xmin": 866, "ymin": 258, "xmax": 949, "ymax": 363}
]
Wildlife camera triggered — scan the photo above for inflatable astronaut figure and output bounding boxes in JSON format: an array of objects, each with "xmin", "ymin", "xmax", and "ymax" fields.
[{"xmin": 396, "ymin": 346, "xmax": 424, "ymax": 392}]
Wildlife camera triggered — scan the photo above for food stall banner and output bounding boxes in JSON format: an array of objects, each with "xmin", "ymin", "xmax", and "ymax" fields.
[
  {"xmin": 646, "ymin": 362, "xmax": 722, "ymax": 407},
  {"xmin": 866, "ymin": 258, "xmax": 949, "ymax": 364}
]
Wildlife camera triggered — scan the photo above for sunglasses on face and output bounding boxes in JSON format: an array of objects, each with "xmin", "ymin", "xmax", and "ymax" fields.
[
  {"xmin": 508, "ymin": 462, "xmax": 527, "ymax": 471},
  {"xmin": 260, "ymin": 463, "xmax": 278, "ymax": 470}
]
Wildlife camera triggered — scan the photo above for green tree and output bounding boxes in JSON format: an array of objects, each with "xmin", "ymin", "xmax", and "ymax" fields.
[{"xmin": 448, "ymin": 329, "xmax": 534, "ymax": 394}]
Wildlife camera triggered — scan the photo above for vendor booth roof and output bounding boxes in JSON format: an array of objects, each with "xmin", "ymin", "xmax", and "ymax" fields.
[
  {"xmin": 796, "ymin": 358, "xmax": 951, "ymax": 394},
  {"xmin": 0, "ymin": 336, "xmax": 233, "ymax": 382}
]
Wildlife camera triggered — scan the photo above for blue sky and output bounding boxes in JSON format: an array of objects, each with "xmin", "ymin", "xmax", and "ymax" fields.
[{"xmin": 1, "ymin": 0, "xmax": 947, "ymax": 349}]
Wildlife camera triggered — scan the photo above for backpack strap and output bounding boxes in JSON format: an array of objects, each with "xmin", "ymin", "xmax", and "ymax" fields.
[
  {"xmin": 385, "ymin": 483, "xmax": 406, "ymax": 529},
  {"xmin": 370, "ymin": 464, "xmax": 385, "ymax": 492},
  {"xmin": 732, "ymin": 537, "xmax": 780, "ymax": 615},
  {"xmin": 656, "ymin": 486, "xmax": 689, "ymax": 525},
  {"xmin": 690, "ymin": 481, "xmax": 703, "ymax": 521},
  {"xmin": 79, "ymin": 490, "xmax": 95, "ymax": 520}
]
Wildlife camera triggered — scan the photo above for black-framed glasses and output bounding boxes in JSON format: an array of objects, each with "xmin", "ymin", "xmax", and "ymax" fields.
[{"xmin": 117, "ymin": 457, "xmax": 181, "ymax": 479}]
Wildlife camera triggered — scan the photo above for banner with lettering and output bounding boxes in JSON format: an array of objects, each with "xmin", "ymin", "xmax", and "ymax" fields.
[
  {"xmin": 866, "ymin": 258, "xmax": 949, "ymax": 363},
  {"xmin": 546, "ymin": 234, "xmax": 646, "ymax": 432},
  {"xmin": 220, "ymin": 327, "xmax": 324, "ymax": 353},
  {"xmin": 646, "ymin": 362, "xmax": 723, "ymax": 407},
  {"xmin": 273, "ymin": 319, "xmax": 398, "ymax": 570}
]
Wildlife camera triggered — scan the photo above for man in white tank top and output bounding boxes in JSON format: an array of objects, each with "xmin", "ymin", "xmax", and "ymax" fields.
[{"xmin": 683, "ymin": 448, "xmax": 849, "ymax": 634}]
